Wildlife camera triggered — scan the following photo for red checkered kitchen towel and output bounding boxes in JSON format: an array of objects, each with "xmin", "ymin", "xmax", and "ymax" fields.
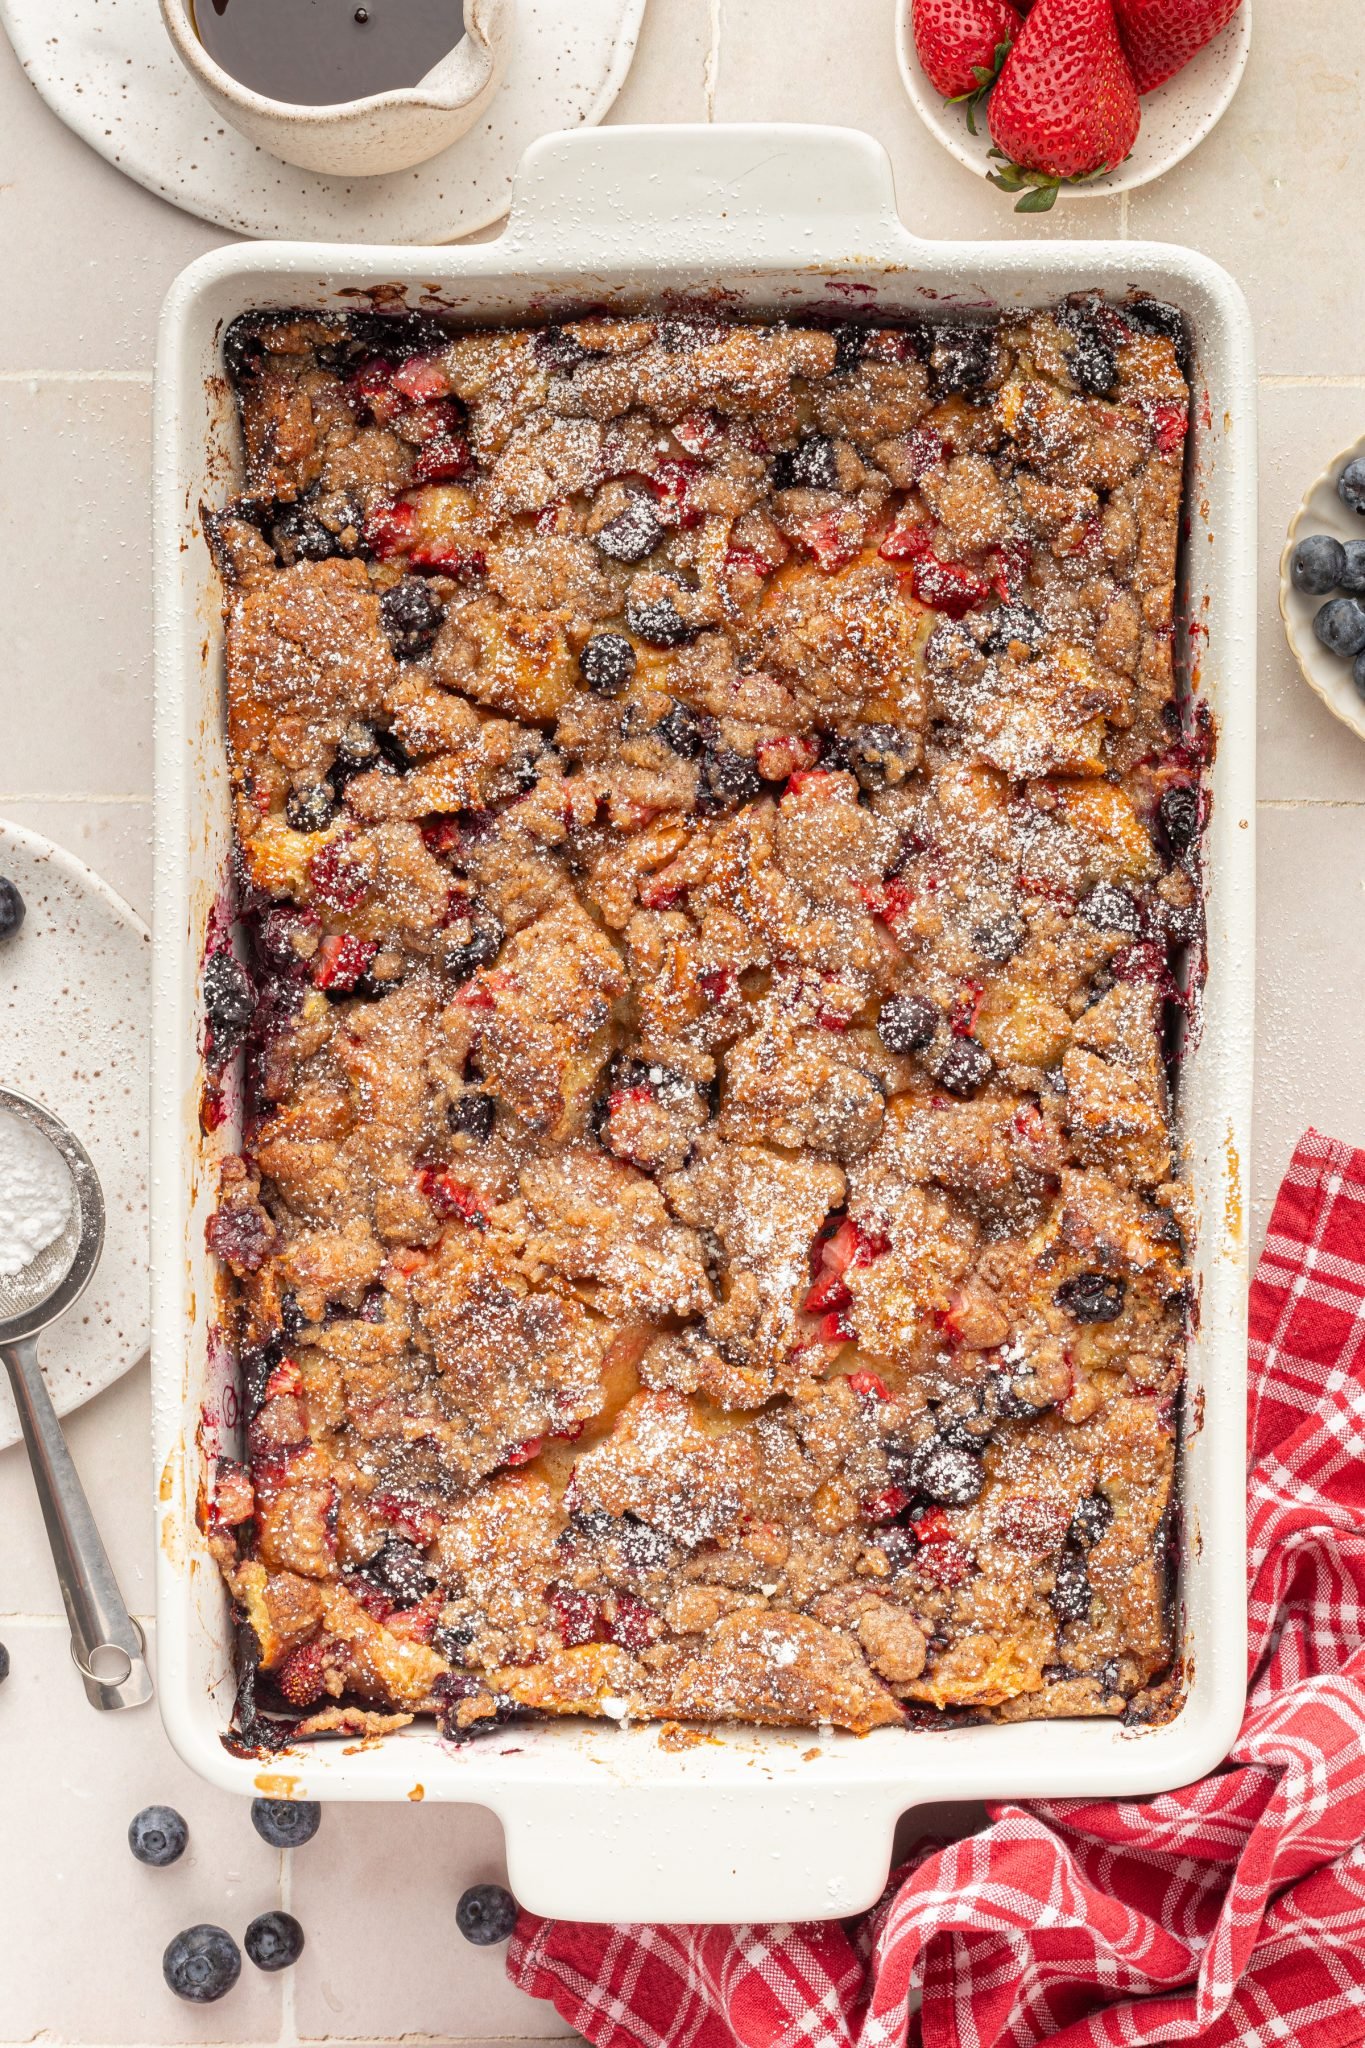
[{"xmin": 508, "ymin": 1132, "xmax": 1365, "ymax": 2048}]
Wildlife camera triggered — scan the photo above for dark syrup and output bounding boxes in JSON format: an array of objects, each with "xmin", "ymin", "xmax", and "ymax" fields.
[{"xmin": 191, "ymin": 0, "xmax": 466, "ymax": 107}]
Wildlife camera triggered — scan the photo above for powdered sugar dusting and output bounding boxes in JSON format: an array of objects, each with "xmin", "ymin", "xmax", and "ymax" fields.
[{"xmin": 0, "ymin": 1113, "xmax": 73, "ymax": 1279}]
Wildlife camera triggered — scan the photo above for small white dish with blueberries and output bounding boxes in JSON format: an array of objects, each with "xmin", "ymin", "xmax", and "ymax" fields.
[{"xmin": 1281, "ymin": 447, "xmax": 1365, "ymax": 743}]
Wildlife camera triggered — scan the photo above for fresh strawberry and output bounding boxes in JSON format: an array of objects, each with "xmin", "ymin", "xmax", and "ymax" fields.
[
  {"xmin": 987, "ymin": 0, "xmax": 1140, "ymax": 212},
  {"xmin": 912, "ymin": 0, "xmax": 1023, "ymax": 102},
  {"xmin": 1112, "ymin": 0, "xmax": 1241, "ymax": 94}
]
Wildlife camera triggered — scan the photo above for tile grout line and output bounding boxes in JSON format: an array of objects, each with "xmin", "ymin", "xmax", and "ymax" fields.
[
  {"xmin": 0, "ymin": 368, "xmax": 152, "ymax": 383},
  {"xmin": 703, "ymin": 0, "xmax": 722, "ymax": 119},
  {"xmin": 0, "ymin": 792, "xmax": 151, "ymax": 804}
]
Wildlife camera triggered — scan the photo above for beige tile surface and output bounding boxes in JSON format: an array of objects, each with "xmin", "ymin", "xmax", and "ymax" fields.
[{"xmin": 1, "ymin": 0, "xmax": 1364, "ymax": 2038}]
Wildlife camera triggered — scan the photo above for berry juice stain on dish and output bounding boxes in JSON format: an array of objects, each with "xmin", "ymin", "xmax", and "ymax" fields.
[{"xmin": 191, "ymin": 0, "xmax": 466, "ymax": 106}]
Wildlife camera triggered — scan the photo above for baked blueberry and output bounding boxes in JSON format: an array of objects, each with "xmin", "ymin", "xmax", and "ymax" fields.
[
  {"xmin": 1123, "ymin": 296, "xmax": 1189, "ymax": 370},
  {"xmin": 1158, "ymin": 785, "xmax": 1199, "ymax": 857},
  {"xmin": 625, "ymin": 592, "xmax": 697, "ymax": 648},
  {"xmin": 973, "ymin": 913, "xmax": 1026, "ymax": 965},
  {"xmin": 655, "ymin": 700, "xmax": 705, "ymax": 756},
  {"xmin": 906, "ymin": 1441, "xmax": 984, "ymax": 1507},
  {"xmin": 1055, "ymin": 1272, "xmax": 1126, "ymax": 1322},
  {"xmin": 1340, "ymin": 539, "xmax": 1365, "ymax": 595},
  {"xmin": 443, "ymin": 917, "xmax": 505, "ymax": 981},
  {"xmin": 579, "ymin": 632, "xmax": 636, "ymax": 697},
  {"xmin": 771, "ymin": 433, "xmax": 840, "ymax": 492},
  {"xmin": 0, "ymin": 877, "xmax": 25, "ymax": 942},
  {"xmin": 832, "ymin": 324, "xmax": 870, "ymax": 373},
  {"xmin": 222, "ymin": 313, "xmax": 268, "ymax": 385},
  {"xmin": 841, "ymin": 723, "xmax": 918, "ymax": 791},
  {"xmin": 455, "ymin": 1882, "xmax": 519, "ymax": 1946},
  {"xmin": 449, "ymin": 1091, "xmax": 497, "ymax": 1141},
  {"xmin": 937, "ymin": 1036, "xmax": 993, "ymax": 1097},
  {"xmin": 244, "ymin": 1911, "xmax": 305, "ymax": 1972},
  {"xmin": 1049, "ymin": 1546, "xmax": 1092, "ymax": 1623},
  {"xmin": 285, "ymin": 783, "xmax": 336, "ymax": 834},
  {"xmin": 345, "ymin": 309, "xmax": 450, "ymax": 363},
  {"xmin": 380, "ymin": 577, "xmax": 445, "ymax": 659},
  {"xmin": 270, "ymin": 504, "xmax": 338, "ymax": 565},
  {"xmin": 364, "ymin": 1536, "xmax": 436, "ymax": 1606},
  {"xmin": 698, "ymin": 746, "xmax": 761, "ymax": 812},
  {"xmin": 1338, "ymin": 456, "xmax": 1365, "ymax": 515},
  {"xmin": 532, "ymin": 325, "xmax": 590, "ymax": 374},
  {"xmin": 1070, "ymin": 1491, "xmax": 1113, "ymax": 1548},
  {"xmin": 1059, "ymin": 311, "xmax": 1117, "ymax": 397},
  {"xmin": 163, "ymin": 1925, "xmax": 241, "ymax": 2003},
  {"xmin": 203, "ymin": 950, "xmax": 254, "ymax": 1038},
  {"xmin": 1314, "ymin": 596, "xmax": 1365, "ymax": 657},
  {"xmin": 129, "ymin": 1804, "xmax": 189, "ymax": 1867},
  {"xmin": 929, "ymin": 324, "xmax": 996, "ymax": 394},
  {"xmin": 877, "ymin": 994, "xmax": 938, "ymax": 1055},
  {"xmin": 983, "ymin": 604, "xmax": 1042, "ymax": 655},
  {"xmin": 1079, "ymin": 882, "xmax": 1143, "ymax": 936},
  {"xmin": 594, "ymin": 499, "xmax": 665, "ymax": 563},
  {"xmin": 1290, "ymin": 533, "xmax": 1346, "ymax": 595},
  {"xmin": 250, "ymin": 1797, "xmax": 321, "ymax": 1849}
]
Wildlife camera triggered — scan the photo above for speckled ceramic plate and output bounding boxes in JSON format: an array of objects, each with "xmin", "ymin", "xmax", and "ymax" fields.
[
  {"xmin": 894, "ymin": 0, "xmax": 1251, "ymax": 203},
  {"xmin": 1279, "ymin": 435, "xmax": 1365, "ymax": 747},
  {"xmin": 0, "ymin": 0, "xmax": 645, "ymax": 242},
  {"xmin": 0, "ymin": 823, "xmax": 149, "ymax": 1450}
]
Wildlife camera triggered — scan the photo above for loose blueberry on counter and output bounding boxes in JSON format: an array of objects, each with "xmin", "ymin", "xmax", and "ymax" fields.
[
  {"xmin": 380, "ymin": 577, "xmax": 445, "ymax": 660},
  {"xmin": 449, "ymin": 1091, "xmax": 497, "ymax": 1142},
  {"xmin": 250, "ymin": 1796, "xmax": 321, "ymax": 1849},
  {"xmin": 244, "ymin": 1910, "xmax": 305, "ymax": 1972},
  {"xmin": 877, "ymin": 994, "xmax": 938, "ymax": 1056},
  {"xmin": 594, "ymin": 499, "xmax": 666, "ymax": 564},
  {"xmin": 1338, "ymin": 456, "xmax": 1365, "ymax": 515},
  {"xmin": 285, "ymin": 783, "xmax": 337, "ymax": 834},
  {"xmin": 456, "ymin": 1882, "xmax": 519, "ymax": 1946},
  {"xmin": 771, "ymin": 433, "xmax": 840, "ymax": 492},
  {"xmin": 1056, "ymin": 1272, "xmax": 1126, "ymax": 1323},
  {"xmin": 0, "ymin": 1640, "xmax": 9, "ymax": 1682},
  {"xmin": 1340, "ymin": 539, "xmax": 1365, "ymax": 595},
  {"xmin": 936, "ymin": 1036, "xmax": 994, "ymax": 1099},
  {"xmin": 1313, "ymin": 596, "xmax": 1365, "ymax": 658},
  {"xmin": 0, "ymin": 877, "xmax": 25, "ymax": 941},
  {"xmin": 1290, "ymin": 533, "xmax": 1346, "ymax": 595},
  {"xmin": 163, "ymin": 1925, "xmax": 242, "ymax": 2003},
  {"xmin": 1354, "ymin": 648, "xmax": 1365, "ymax": 704},
  {"xmin": 1079, "ymin": 882, "xmax": 1143, "ymax": 936},
  {"xmin": 579, "ymin": 632, "xmax": 636, "ymax": 698},
  {"xmin": 129, "ymin": 1804, "xmax": 189, "ymax": 1867}
]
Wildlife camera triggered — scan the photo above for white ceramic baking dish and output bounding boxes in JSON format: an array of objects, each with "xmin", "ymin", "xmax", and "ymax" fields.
[{"xmin": 151, "ymin": 122, "xmax": 1256, "ymax": 1925}]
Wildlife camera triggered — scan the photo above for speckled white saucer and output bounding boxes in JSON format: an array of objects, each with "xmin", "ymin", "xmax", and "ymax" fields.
[
  {"xmin": 0, "ymin": 823, "xmax": 149, "ymax": 1451},
  {"xmin": 895, "ymin": 0, "xmax": 1251, "ymax": 204},
  {"xmin": 0, "ymin": 0, "xmax": 645, "ymax": 242},
  {"xmin": 1279, "ymin": 433, "xmax": 1365, "ymax": 748}
]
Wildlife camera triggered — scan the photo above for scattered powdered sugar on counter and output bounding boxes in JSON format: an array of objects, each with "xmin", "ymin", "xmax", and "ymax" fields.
[{"xmin": 0, "ymin": 1113, "xmax": 73, "ymax": 1278}]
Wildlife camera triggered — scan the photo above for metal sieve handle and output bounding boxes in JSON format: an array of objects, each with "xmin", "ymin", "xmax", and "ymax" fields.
[{"xmin": 2, "ymin": 1335, "xmax": 153, "ymax": 1712}]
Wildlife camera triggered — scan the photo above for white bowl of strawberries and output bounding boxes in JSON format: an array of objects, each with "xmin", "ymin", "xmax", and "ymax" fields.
[{"xmin": 896, "ymin": 0, "xmax": 1251, "ymax": 212}]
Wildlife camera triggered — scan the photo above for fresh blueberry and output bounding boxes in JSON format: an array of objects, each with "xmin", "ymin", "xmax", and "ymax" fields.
[
  {"xmin": 0, "ymin": 1641, "xmax": 10, "ymax": 1683},
  {"xmin": 1340, "ymin": 539, "xmax": 1365, "ymax": 595},
  {"xmin": 244, "ymin": 1910, "xmax": 305, "ymax": 1972},
  {"xmin": 1290, "ymin": 533, "xmax": 1346, "ymax": 595},
  {"xmin": 655, "ymin": 700, "xmax": 705, "ymax": 757},
  {"xmin": 1049, "ymin": 1546, "xmax": 1092, "ymax": 1624},
  {"xmin": 250, "ymin": 1797, "xmax": 321, "ymax": 1849},
  {"xmin": 129, "ymin": 1804, "xmax": 189, "ymax": 1867},
  {"xmin": 698, "ymin": 746, "xmax": 761, "ymax": 813},
  {"xmin": 936, "ymin": 1036, "xmax": 994, "ymax": 1098},
  {"xmin": 380, "ymin": 577, "xmax": 445, "ymax": 660},
  {"xmin": 877, "ymin": 994, "xmax": 938, "ymax": 1056},
  {"xmin": 0, "ymin": 877, "xmax": 25, "ymax": 942},
  {"xmin": 625, "ymin": 592, "xmax": 697, "ymax": 648},
  {"xmin": 163, "ymin": 1925, "xmax": 242, "ymax": 2003},
  {"xmin": 449, "ymin": 1091, "xmax": 497, "ymax": 1141},
  {"xmin": 1070, "ymin": 1492, "xmax": 1113, "ymax": 1548},
  {"xmin": 1079, "ymin": 882, "xmax": 1143, "ymax": 936},
  {"xmin": 1338, "ymin": 456, "xmax": 1365, "ymax": 515},
  {"xmin": 203, "ymin": 950, "xmax": 254, "ymax": 1037},
  {"xmin": 1354, "ymin": 648, "xmax": 1365, "ymax": 703},
  {"xmin": 1055, "ymin": 1272, "xmax": 1126, "ymax": 1323},
  {"xmin": 456, "ymin": 1882, "xmax": 519, "ymax": 1946},
  {"xmin": 1158, "ymin": 786, "xmax": 1199, "ymax": 857},
  {"xmin": 579, "ymin": 632, "xmax": 636, "ymax": 697},
  {"xmin": 771, "ymin": 433, "xmax": 840, "ymax": 492},
  {"xmin": 285, "ymin": 783, "xmax": 337, "ymax": 834},
  {"xmin": 1313, "ymin": 596, "xmax": 1365, "ymax": 658},
  {"xmin": 594, "ymin": 499, "xmax": 665, "ymax": 564},
  {"xmin": 973, "ymin": 914, "xmax": 1026, "ymax": 965}
]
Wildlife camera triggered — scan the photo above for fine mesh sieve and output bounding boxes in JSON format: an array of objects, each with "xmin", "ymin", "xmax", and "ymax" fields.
[{"xmin": 0, "ymin": 1088, "xmax": 152, "ymax": 1710}]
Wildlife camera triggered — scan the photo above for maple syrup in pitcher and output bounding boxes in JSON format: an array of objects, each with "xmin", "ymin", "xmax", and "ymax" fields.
[{"xmin": 191, "ymin": 0, "xmax": 466, "ymax": 105}]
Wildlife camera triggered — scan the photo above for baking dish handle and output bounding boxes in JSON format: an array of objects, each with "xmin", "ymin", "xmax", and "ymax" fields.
[
  {"xmin": 501, "ymin": 122, "xmax": 913, "ymax": 271},
  {"xmin": 495, "ymin": 1781, "xmax": 904, "ymax": 1924}
]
